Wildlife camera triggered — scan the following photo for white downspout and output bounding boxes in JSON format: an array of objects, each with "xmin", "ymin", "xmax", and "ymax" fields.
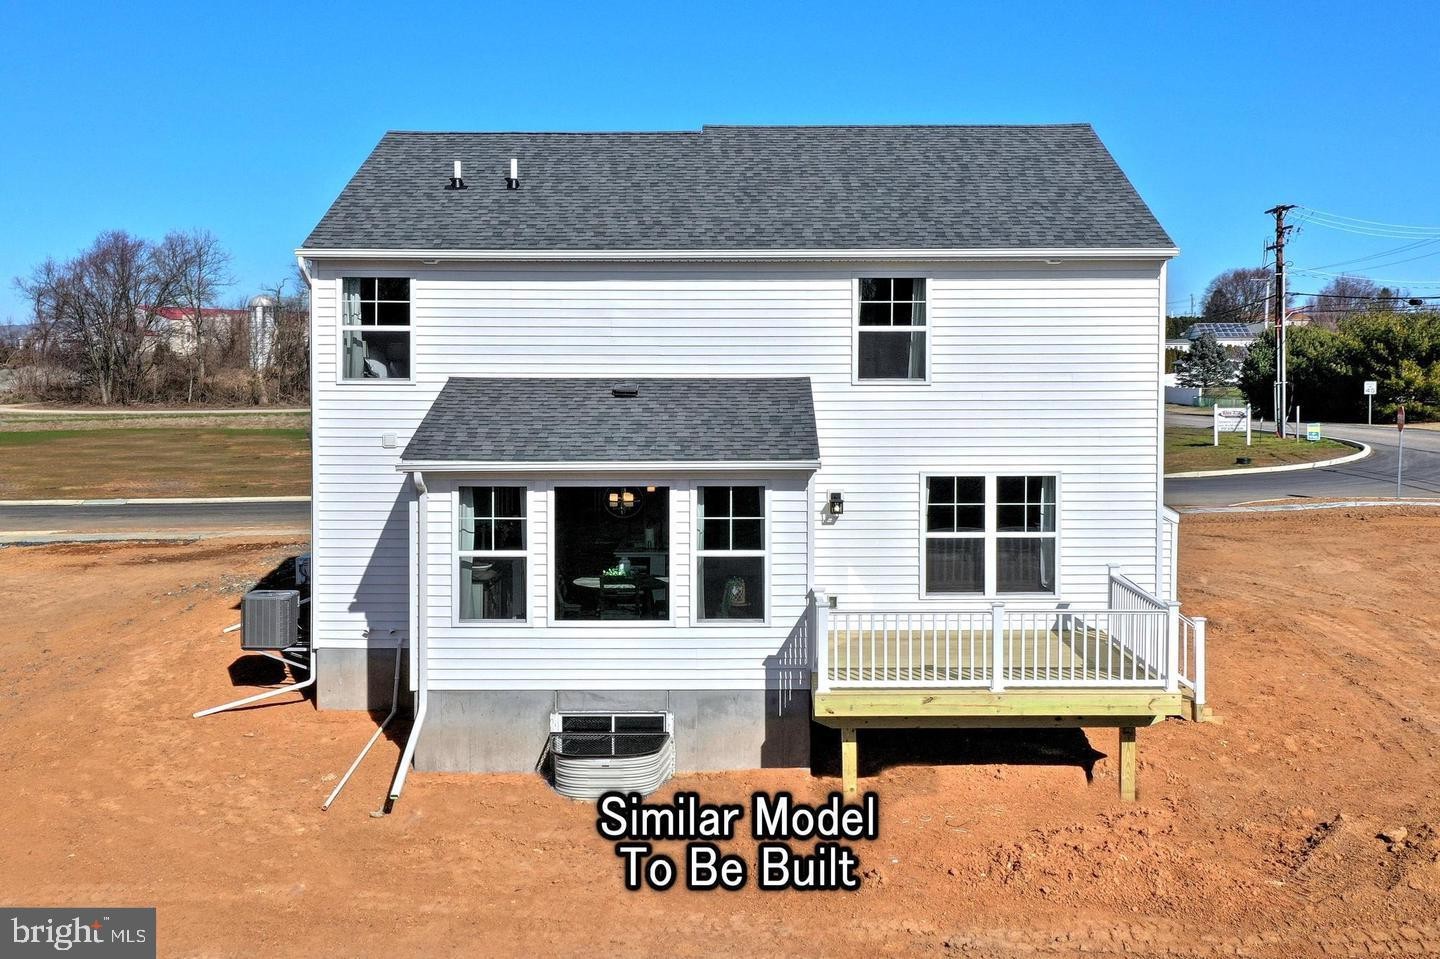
[{"xmin": 387, "ymin": 470, "xmax": 428, "ymax": 809}]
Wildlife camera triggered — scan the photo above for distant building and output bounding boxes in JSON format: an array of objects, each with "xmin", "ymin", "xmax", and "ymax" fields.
[{"xmin": 146, "ymin": 306, "xmax": 248, "ymax": 356}]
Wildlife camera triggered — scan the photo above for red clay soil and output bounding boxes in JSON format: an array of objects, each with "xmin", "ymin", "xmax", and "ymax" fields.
[{"xmin": 2, "ymin": 513, "xmax": 1439, "ymax": 957}]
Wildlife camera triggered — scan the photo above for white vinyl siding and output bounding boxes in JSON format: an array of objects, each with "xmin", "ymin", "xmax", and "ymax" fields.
[{"xmin": 308, "ymin": 259, "xmax": 1165, "ymax": 690}]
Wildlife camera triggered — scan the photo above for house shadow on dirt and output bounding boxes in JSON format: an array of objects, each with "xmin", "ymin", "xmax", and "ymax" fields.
[{"xmin": 809, "ymin": 725, "xmax": 1106, "ymax": 782}]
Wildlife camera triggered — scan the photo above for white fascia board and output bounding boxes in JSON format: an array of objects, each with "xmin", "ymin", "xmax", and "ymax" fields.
[
  {"xmin": 396, "ymin": 460, "xmax": 821, "ymax": 473},
  {"xmin": 296, "ymin": 246, "xmax": 1178, "ymax": 263}
]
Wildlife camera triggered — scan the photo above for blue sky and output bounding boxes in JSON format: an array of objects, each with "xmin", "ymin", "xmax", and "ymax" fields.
[{"xmin": 3, "ymin": 0, "xmax": 1439, "ymax": 321}]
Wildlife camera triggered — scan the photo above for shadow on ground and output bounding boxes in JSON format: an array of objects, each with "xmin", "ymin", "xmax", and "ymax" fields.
[{"xmin": 810, "ymin": 725, "xmax": 1105, "ymax": 782}]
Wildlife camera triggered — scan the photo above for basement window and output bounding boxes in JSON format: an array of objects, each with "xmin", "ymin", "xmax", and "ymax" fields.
[
  {"xmin": 341, "ymin": 277, "xmax": 411, "ymax": 380},
  {"xmin": 856, "ymin": 278, "xmax": 927, "ymax": 381},
  {"xmin": 552, "ymin": 713, "xmax": 670, "ymax": 759}
]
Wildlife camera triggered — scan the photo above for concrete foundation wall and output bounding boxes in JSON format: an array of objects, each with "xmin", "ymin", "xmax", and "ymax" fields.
[
  {"xmin": 414, "ymin": 687, "xmax": 812, "ymax": 773},
  {"xmin": 316, "ymin": 647, "xmax": 410, "ymax": 712}
]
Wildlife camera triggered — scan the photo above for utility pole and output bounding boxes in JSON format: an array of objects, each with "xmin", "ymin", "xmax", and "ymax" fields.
[{"xmin": 1265, "ymin": 204, "xmax": 1296, "ymax": 437}]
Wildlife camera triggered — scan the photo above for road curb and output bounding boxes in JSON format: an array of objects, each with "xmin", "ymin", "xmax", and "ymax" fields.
[
  {"xmin": 0, "ymin": 495, "xmax": 312, "ymax": 507},
  {"xmin": 0, "ymin": 529, "xmax": 310, "ymax": 545},
  {"xmin": 1179, "ymin": 499, "xmax": 1440, "ymax": 514},
  {"xmin": 1165, "ymin": 439, "xmax": 1371, "ymax": 480},
  {"xmin": 0, "ymin": 406, "xmax": 308, "ymax": 416}
]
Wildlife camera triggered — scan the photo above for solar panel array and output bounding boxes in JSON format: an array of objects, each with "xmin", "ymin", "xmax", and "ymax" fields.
[{"xmin": 1186, "ymin": 323, "xmax": 1253, "ymax": 339}]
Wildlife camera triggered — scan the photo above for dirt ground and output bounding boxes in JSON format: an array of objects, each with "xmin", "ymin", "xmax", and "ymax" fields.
[{"xmin": 3, "ymin": 512, "xmax": 1440, "ymax": 957}]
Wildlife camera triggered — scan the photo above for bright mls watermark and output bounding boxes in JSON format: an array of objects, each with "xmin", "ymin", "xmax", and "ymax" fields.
[{"xmin": 2, "ymin": 909, "xmax": 154, "ymax": 957}]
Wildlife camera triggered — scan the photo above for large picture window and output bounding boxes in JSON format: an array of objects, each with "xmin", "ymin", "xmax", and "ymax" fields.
[
  {"xmin": 696, "ymin": 486, "xmax": 766, "ymax": 622},
  {"xmin": 554, "ymin": 487, "xmax": 670, "ymax": 621},
  {"xmin": 458, "ymin": 486, "xmax": 527, "ymax": 621},
  {"xmin": 857, "ymin": 278, "xmax": 926, "ymax": 381},
  {"xmin": 924, "ymin": 475, "xmax": 1057, "ymax": 595},
  {"xmin": 341, "ymin": 277, "xmax": 411, "ymax": 380}
]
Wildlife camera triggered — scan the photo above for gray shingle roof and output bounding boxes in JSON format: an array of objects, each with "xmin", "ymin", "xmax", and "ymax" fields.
[
  {"xmin": 401, "ymin": 377, "xmax": 820, "ymax": 465},
  {"xmin": 303, "ymin": 125, "xmax": 1172, "ymax": 252}
]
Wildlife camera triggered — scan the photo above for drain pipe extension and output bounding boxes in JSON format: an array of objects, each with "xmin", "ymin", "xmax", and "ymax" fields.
[
  {"xmin": 387, "ymin": 470, "xmax": 429, "ymax": 810},
  {"xmin": 322, "ymin": 638, "xmax": 404, "ymax": 811}
]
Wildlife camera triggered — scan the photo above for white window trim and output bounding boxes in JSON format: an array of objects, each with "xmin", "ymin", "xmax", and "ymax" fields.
[
  {"xmin": 693, "ymin": 483, "xmax": 771, "ymax": 627},
  {"xmin": 851, "ymin": 276, "xmax": 932, "ymax": 386},
  {"xmin": 453, "ymin": 484, "xmax": 530, "ymax": 626},
  {"xmin": 337, "ymin": 274, "xmax": 415, "ymax": 386},
  {"xmin": 917, "ymin": 471, "xmax": 1062, "ymax": 600},
  {"xmin": 546, "ymin": 482, "xmax": 679, "ymax": 628}
]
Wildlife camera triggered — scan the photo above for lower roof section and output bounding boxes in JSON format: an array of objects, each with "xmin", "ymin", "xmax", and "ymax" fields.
[{"xmin": 400, "ymin": 376, "xmax": 820, "ymax": 470}]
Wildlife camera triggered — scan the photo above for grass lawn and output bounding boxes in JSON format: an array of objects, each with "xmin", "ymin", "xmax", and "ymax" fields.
[
  {"xmin": 0, "ymin": 425, "xmax": 310, "ymax": 498},
  {"xmin": 1165, "ymin": 427, "xmax": 1352, "ymax": 473}
]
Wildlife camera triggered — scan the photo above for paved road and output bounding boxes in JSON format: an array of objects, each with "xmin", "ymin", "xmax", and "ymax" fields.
[
  {"xmin": 0, "ymin": 500, "xmax": 310, "ymax": 538},
  {"xmin": 2, "ymin": 417, "xmax": 1437, "ymax": 532},
  {"xmin": 1165, "ymin": 413, "xmax": 1440, "ymax": 507}
]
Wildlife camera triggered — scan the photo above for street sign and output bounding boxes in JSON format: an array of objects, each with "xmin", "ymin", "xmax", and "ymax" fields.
[
  {"xmin": 1213, "ymin": 404, "xmax": 1252, "ymax": 446},
  {"xmin": 1364, "ymin": 380, "xmax": 1377, "ymax": 424},
  {"xmin": 1363, "ymin": 380, "xmax": 1377, "ymax": 395},
  {"xmin": 1306, "ymin": 424, "xmax": 1321, "ymax": 442},
  {"xmin": 1398, "ymin": 404, "xmax": 1407, "ymax": 497}
]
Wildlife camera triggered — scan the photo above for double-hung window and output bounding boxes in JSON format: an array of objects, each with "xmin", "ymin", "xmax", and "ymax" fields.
[
  {"xmin": 924, "ymin": 475, "xmax": 1058, "ymax": 595},
  {"xmin": 856, "ymin": 278, "xmax": 927, "ymax": 381},
  {"xmin": 341, "ymin": 277, "xmax": 411, "ymax": 380},
  {"xmin": 696, "ymin": 486, "xmax": 766, "ymax": 621},
  {"xmin": 458, "ymin": 486, "xmax": 527, "ymax": 621}
]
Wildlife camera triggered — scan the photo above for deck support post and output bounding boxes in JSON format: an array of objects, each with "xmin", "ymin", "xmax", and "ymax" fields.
[
  {"xmin": 1118, "ymin": 726, "xmax": 1137, "ymax": 801},
  {"xmin": 840, "ymin": 726, "xmax": 858, "ymax": 796}
]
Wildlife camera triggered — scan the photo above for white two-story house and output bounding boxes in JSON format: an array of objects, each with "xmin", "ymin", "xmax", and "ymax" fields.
[{"xmin": 294, "ymin": 124, "xmax": 1205, "ymax": 805}]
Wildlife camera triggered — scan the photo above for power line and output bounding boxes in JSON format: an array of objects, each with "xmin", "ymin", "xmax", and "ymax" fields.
[
  {"xmin": 1297, "ymin": 236, "xmax": 1440, "ymax": 272},
  {"xmin": 1292, "ymin": 210, "xmax": 1440, "ymax": 240},
  {"xmin": 1293, "ymin": 245, "xmax": 1440, "ymax": 276},
  {"xmin": 1291, "ymin": 291, "xmax": 1440, "ymax": 300},
  {"xmin": 1294, "ymin": 206, "xmax": 1440, "ymax": 232},
  {"xmin": 1291, "ymin": 268, "xmax": 1440, "ymax": 287}
]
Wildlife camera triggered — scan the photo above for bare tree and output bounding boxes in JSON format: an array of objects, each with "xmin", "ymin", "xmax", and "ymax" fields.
[
  {"xmin": 16, "ymin": 231, "xmax": 185, "ymax": 404},
  {"xmin": 1306, "ymin": 275, "xmax": 1379, "ymax": 326},
  {"xmin": 1201, "ymin": 267, "xmax": 1273, "ymax": 323},
  {"xmin": 157, "ymin": 229, "xmax": 233, "ymax": 402},
  {"xmin": 251, "ymin": 267, "xmax": 310, "ymax": 405}
]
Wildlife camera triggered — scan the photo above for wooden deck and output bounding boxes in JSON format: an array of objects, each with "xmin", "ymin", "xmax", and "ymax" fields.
[
  {"xmin": 813, "ymin": 626, "xmax": 1192, "ymax": 803},
  {"xmin": 812, "ymin": 686, "xmax": 1187, "ymax": 726}
]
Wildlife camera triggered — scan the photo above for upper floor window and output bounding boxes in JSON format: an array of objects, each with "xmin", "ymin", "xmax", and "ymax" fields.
[
  {"xmin": 924, "ymin": 474, "xmax": 1057, "ymax": 595},
  {"xmin": 341, "ymin": 277, "xmax": 410, "ymax": 380},
  {"xmin": 857, "ymin": 278, "xmax": 927, "ymax": 381}
]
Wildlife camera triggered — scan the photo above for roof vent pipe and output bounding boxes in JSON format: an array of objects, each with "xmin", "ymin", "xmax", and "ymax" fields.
[
  {"xmin": 506, "ymin": 157, "xmax": 520, "ymax": 190},
  {"xmin": 448, "ymin": 160, "xmax": 466, "ymax": 190}
]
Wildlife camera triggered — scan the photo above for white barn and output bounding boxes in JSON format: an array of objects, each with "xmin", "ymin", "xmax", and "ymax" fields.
[{"xmin": 295, "ymin": 125, "xmax": 1205, "ymax": 802}]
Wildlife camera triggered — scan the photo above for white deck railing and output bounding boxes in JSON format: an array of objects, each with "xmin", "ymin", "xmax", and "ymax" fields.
[
  {"xmin": 1177, "ymin": 612, "xmax": 1207, "ymax": 706},
  {"xmin": 813, "ymin": 569, "xmax": 1201, "ymax": 697}
]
